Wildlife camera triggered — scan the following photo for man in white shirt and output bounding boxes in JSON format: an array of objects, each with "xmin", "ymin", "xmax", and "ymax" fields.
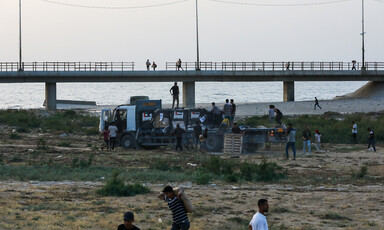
[
  {"xmin": 352, "ymin": 121, "xmax": 357, "ymax": 144},
  {"xmin": 249, "ymin": 199, "xmax": 269, "ymax": 230},
  {"xmin": 108, "ymin": 122, "xmax": 118, "ymax": 150}
]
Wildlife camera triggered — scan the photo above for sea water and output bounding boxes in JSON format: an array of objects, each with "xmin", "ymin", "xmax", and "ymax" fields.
[{"xmin": 0, "ymin": 81, "xmax": 367, "ymax": 109}]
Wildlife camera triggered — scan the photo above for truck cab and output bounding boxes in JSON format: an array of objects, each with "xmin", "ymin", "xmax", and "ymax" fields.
[{"xmin": 100, "ymin": 100, "xmax": 162, "ymax": 149}]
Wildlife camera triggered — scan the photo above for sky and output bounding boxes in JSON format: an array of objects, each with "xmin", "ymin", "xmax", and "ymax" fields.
[{"xmin": 0, "ymin": 0, "xmax": 383, "ymax": 70}]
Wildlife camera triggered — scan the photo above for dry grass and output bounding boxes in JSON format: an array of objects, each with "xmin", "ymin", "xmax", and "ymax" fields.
[{"xmin": 0, "ymin": 124, "xmax": 384, "ymax": 229}]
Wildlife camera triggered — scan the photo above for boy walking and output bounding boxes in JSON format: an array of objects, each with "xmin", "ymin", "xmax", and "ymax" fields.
[{"xmin": 157, "ymin": 186, "xmax": 190, "ymax": 230}]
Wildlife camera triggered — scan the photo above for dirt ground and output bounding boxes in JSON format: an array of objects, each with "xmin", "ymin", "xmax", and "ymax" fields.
[{"xmin": 0, "ymin": 128, "xmax": 383, "ymax": 230}]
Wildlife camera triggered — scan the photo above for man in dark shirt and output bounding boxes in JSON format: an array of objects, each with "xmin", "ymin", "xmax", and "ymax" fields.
[
  {"xmin": 170, "ymin": 82, "xmax": 180, "ymax": 109},
  {"xmin": 157, "ymin": 186, "xmax": 190, "ymax": 230},
  {"xmin": 193, "ymin": 122, "xmax": 202, "ymax": 150},
  {"xmin": 174, "ymin": 123, "xmax": 185, "ymax": 151},
  {"xmin": 200, "ymin": 128, "xmax": 208, "ymax": 153},
  {"xmin": 367, "ymin": 128, "xmax": 376, "ymax": 152},
  {"xmin": 232, "ymin": 122, "xmax": 241, "ymax": 134},
  {"xmin": 117, "ymin": 212, "xmax": 140, "ymax": 230},
  {"xmin": 230, "ymin": 99, "xmax": 236, "ymax": 122},
  {"xmin": 274, "ymin": 108, "xmax": 283, "ymax": 126}
]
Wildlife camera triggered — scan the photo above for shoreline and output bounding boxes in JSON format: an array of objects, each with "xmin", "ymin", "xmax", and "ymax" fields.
[
  {"xmin": 164, "ymin": 98, "xmax": 384, "ymax": 117},
  {"xmin": 16, "ymin": 98, "xmax": 384, "ymax": 117}
]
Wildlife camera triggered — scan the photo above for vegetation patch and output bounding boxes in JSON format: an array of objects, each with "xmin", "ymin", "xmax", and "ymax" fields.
[
  {"xmin": 0, "ymin": 110, "xmax": 99, "ymax": 134},
  {"xmin": 58, "ymin": 141, "xmax": 72, "ymax": 147},
  {"xmin": 201, "ymin": 156, "xmax": 285, "ymax": 182},
  {"xmin": 9, "ymin": 133, "xmax": 22, "ymax": 139},
  {"xmin": 320, "ymin": 212, "xmax": 351, "ymax": 221},
  {"xmin": 351, "ymin": 165, "xmax": 368, "ymax": 179},
  {"xmin": 97, "ymin": 171, "xmax": 150, "ymax": 196}
]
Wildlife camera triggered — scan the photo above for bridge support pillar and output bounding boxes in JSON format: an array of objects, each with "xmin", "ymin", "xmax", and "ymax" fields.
[
  {"xmin": 283, "ymin": 81, "xmax": 295, "ymax": 102},
  {"xmin": 45, "ymin": 82, "xmax": 57, "ymax": 110},
  {"xmin": 182, "ymin": 81, "xmax": 195, "ymax": 108}
]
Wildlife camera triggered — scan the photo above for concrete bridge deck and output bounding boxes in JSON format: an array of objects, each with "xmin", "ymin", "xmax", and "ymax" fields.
[
  {"xmin": 0, "ymin": 70, "xmax": 384, "ymax": 83},
  {"xmin": 1, "ymin": 61, "xmax": 384, "ymax": 110}
]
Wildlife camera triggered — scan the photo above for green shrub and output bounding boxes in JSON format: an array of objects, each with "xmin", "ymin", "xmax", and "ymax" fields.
[
  {"xmin": 194, "ymin": 170, "xmax": 211, "ymax": 185},
  {"xmin": 97, "ymin": 171, "xmax": 150, "ymax": 196},
  {"xmin": 36, "ymin": 138, "xmax": 48, "ymax": 150},
  {"xmin": 72, "ymin": 154, "xmax": 93, "ymax": 168},
  {"xmin": 149, "ymin": 159, "xmax": 182, "ymax": 172},
  {"xmin": 9, "ymin": 133, "xmax": 22, "ymax": 139},
  {"xmin": 58, "ymin": 141, "xmax": 71, "ymax": 147},
  {"xmin": 16, "ymin": 127, "xmax": 29, "ymax": 133},
  {"xmin": 149, "ymin": 159, "xmax": 170, "ymax": 171},
  {"xmin": 351, "ymin": 165, "xmax": 368, "ymax": 179}
]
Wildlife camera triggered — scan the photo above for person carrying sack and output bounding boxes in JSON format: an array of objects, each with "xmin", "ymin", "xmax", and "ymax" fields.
[{"xmin": 157, "ymin": 185, "xmax": 193, "ymax": 230}]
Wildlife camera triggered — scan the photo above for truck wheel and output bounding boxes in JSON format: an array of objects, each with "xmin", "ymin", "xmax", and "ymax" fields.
[
  {"xmin": 121, "ymin": 134, "xmax": 135, "ymax": 149},
  {"xmin": 205, "ymin": 135, "xmax": 223, "ymax": 152}
]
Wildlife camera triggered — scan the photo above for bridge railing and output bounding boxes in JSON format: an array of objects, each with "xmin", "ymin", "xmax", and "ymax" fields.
[
  {"xmin": 0, "ymin": 62, "xmax": 135, "ymax": 72},
  {"xmin": 1, "ymin": 61, "xmax": 384, "ymax": 72},
  {"xmin": 166, "ymin": 62, "xmax": 384, "ymax": 71}
]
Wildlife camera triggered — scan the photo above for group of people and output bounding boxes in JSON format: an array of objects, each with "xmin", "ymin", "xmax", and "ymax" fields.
[
  {"xmin": 268, "ymin": 105, "xmax": 283, "ymax": 126},
  {"xmin": 285, "ymin": 124, "xmax": 322, "ymax": 160},
  {"xmin": 145, "ymin": 58, "xmax": 184, "ymax": 71},
  {"xmin": 117, "ymin": 186, "xmax": 269, "ymax": 230},
  {"xmin": 146, "ymin": 59, "xmax": 157, "ymax": 71},
  {"xmin": 209, "ymin": 99, "xmax": 237, "ymax": 126},
  {"xmin": 351, "ymin": 121, "xmax": 376, "ymax": 152},
  {"xmin": 99, "ymin": 122, "xmax": 118, "ymax": 151},
  {"xmin": 118, "ymin": 186, "xmax": 191, "ymax": 230}
]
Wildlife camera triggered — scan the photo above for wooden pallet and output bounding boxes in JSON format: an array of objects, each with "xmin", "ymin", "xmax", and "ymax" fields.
[{"xmin": 224, "ymin": 133, "xmax": 243, "ymax": 154}]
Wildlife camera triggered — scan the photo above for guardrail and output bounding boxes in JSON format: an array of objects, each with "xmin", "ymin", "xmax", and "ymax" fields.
[
  {"xmin": 1, "ymin": 61, "xmax": 384, "ymax": 72},
  {"xmin": 0, "ymin": 62, "xmax": 135, "ymax": 72},
  {"xmin": 165, "ymin": 62, "xmax": 384, "ymax": 71}
]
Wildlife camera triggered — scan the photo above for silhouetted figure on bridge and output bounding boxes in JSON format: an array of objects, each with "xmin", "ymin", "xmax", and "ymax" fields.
[
  {"xmin": 177, "ymin": 58, "xmax": 184, "ymax": 71},
  {"xmin": 352, "ymin": 60, "xmax": 356, "ymax": 70},
  {"xmin": 146, "ymin": 59, "xmax": 151, "ymax": 71},
  {"xmin": 152, "ymin": 61, "xmax": 157, "ymax": 71},
  {"xmin": 286, "ymin": 62, "xmax": 290, "ymax": 70}
]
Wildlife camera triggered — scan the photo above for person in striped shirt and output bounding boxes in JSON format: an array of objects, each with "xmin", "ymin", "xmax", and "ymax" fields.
[{"xmin": 157, "ymin": 186, "xmax": 190, "ymax": 230}]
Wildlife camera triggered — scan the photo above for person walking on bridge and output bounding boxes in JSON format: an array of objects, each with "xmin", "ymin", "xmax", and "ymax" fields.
[
  {"xmin": 146, "ymin": 59, "xmax": 151, "ymax": 71},
  {"xmin": 152, "ymin": 61, "xmax": 157, "ymax": 71},
  {"xmin": 177, "ymin": 58, "xmax": 184, "ymax": 71},
  {"xmin": 170, "ymin": 82, "xmax": 180, "ymax": 108}
]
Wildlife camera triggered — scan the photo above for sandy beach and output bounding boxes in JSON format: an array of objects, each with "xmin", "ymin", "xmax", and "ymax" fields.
[{"xmin": 163, "ymin": 98, "xmax": 384, "ymax": 118}]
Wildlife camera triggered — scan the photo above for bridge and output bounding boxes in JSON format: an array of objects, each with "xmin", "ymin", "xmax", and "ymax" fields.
[{"xmin": 1, "ymin": 61, "xmax": 384, "ymax": 110}]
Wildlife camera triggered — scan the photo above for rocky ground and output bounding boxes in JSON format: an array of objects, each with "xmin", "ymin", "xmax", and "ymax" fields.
[{"xmin": 0, "ymin": 126, "xmax": 383, "ymax": 230}]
